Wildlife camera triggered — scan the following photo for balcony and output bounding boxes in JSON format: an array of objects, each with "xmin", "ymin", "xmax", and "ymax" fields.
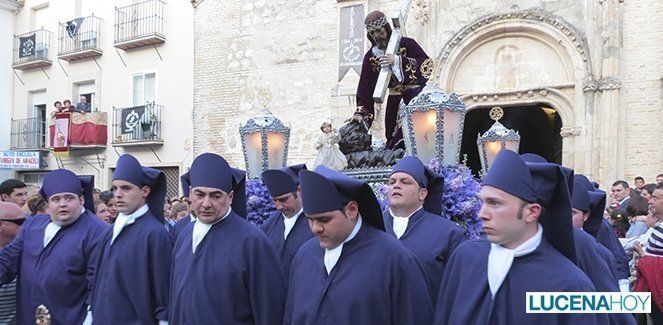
[
  {"xmin": 48, "ymin": 112, "xmax": 108, "ymax": 150},
  {"xmin": 114, "ymin": 0, "xmax": 166, "ymax": 50},
  {"xmin": 112, "ymin": 103, "xmax": 163, "ymax": 147},
  {"xmin": 58, "ymin": 15, "xmax": 103, "ymax": 61},
  {"xmin": 11, "ymin": 117, "xmax": 47, "ymax": 151},
  {"xmin": 12, "ymin": 29, "xmax": 52, "ymax": 70}
]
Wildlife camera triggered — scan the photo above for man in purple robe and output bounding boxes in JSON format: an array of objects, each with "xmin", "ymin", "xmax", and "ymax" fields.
[
  {"xmin": 351, "ymin": 10, "xmax": 429, "ymax": 149},
  {"xmin": 285, "ymin": 166, "xmax": 433, "ymax": 324},
  {"xmin": 0, "ymin": 169, "xmax": 106, "ymax": 324},
  {"xmin": 383, "ymin": 156, "xmax": 465, "ymax": 305},
  {"xmin": 435, "ymin": 150, "xmax": 598, "ymax": 324},
  {"xmin": 89, "ymin": 154, "xmax": 172, "ymax": 324},
  {"xmin": 260, "ymin": 164, "xmax": 314, "ymax": 280},
  {"xmin": 169, "ymin": 153, "xmax": 286, "ymax": 324}
]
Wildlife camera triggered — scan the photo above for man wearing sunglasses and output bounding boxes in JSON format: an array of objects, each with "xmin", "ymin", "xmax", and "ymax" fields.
[
  {"xmin": 0, "ymin": 169, "xmax": 106, "ymax": 325},
  {"xmin": 0, "ymin": 202, "xmax": 25, "ymax": 325}
]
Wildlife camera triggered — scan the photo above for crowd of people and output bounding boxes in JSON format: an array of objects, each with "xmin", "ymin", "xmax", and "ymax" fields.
[{"xmin": 0, "ymin": 151, "xmax": 660, "ymax": 324}]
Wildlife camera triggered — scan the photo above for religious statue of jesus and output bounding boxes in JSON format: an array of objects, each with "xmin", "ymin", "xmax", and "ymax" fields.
[{"xmin": 350, "ymin": 10, "xmax": 429, "ymax": 150}]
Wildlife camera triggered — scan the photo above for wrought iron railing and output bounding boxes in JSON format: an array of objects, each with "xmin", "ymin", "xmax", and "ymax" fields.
[
  {"xmin": 13, "ymin": 29, "xmax": 52, "ymax": 66},
  {"xmin": 58, "ymin": 15, "xmax": 103, "ymax": 55},
  {"xmin": 114, "ymin": 0, "xmax": 166, "ymax": 43},
  {"xmin": 11, "ymin": 117, "xmax": 46, "ymax": 150},
  {"xmin": 112, "ymin": 103, "xmax": 163, "ymax": 144}
]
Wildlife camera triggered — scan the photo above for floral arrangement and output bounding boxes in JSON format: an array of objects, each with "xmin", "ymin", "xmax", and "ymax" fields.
[
  {"xmin": 428, "ymin": 158, "xmax": 483, "ymax": 240},
  {"xmin": 246, "ymin": 178, "xmax": 276, "ymax": 226}
]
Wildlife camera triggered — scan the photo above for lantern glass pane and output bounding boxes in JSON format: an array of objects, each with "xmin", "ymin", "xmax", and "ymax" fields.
[
  {"xmin": 243, "ymin": 132, "xmax": 263, "ymax": 178},
  {"xmin": 485, "ymin": 141, "xmax": 502, "ymax": 169},
  {"xmin": 411, "ymin": 110, "xmax": 437, "ymax": 165},
  {"xmin": 505, "ymin": 139, "xmax": 520, "ymax": 152},
  {"xmin": 266, "ymin": 132, "xmax": 286, "ymax": 169},
  {"xmin": 442, "ymin": 109, "xmax": 463, "ymax": 165}
]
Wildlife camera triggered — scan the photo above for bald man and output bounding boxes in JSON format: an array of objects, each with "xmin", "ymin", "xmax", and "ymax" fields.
[{"xmin": 0, "ymin": 202, "xmax": 26, "ymax": 325}]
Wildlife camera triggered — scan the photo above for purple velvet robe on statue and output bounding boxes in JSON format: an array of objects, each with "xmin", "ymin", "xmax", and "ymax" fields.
[{"xmin": 355, "ymin": 37, "xmax": 429, "ymax": 149}]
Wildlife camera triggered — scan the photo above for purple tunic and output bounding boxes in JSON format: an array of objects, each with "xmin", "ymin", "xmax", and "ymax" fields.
[
  {"xmin": 383, "ymin": 208, "xmax": 465, "ymax": 305},
  {"xmin": 0, "ymin": 211, "xmax": 106, "ymax": 325},
  {"xmin": 355, "ymin": 37, "xmax": 429, "ymax": 149},
  {"xmin": 169, "ymin": 212, "xmax": 286, "ymax": 324},
  {"xmin": 90, "ymin": 211, "xmax": 172, "ymax": 324},
  {"xmin": 435, "ymin": 238, "xmax": 599, "ymax": 325},
  {"xmin": 260, "ymin": 211, "xmax": 314, "ymax": 280},
  {"xmin": 285, "ymin": 222, "xmax": 433, "ymax": 325}
]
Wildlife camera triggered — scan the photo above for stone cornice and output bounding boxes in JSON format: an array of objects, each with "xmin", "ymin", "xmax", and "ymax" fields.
[{"xmin": 438, "ymin": 9, "xmax": 593, "ymax": 78}]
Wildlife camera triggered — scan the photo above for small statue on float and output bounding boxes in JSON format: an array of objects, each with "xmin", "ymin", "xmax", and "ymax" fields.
[{"xmin": 313, "ymin": 121, "xmax": 348, "ymax": 170}]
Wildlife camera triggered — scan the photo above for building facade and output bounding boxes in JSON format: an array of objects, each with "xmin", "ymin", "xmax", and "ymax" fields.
[
  {"xmin": 5, "ymin": 0, "xmax": 194, "ymax": 196},
  {"xmin": 192, "ymin": 0, "xmax": 662, "ymax": 187}
]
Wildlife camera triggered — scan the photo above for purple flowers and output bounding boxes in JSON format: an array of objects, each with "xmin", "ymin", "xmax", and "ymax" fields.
[
  {"xmin": 246, "ymin": 178, "xmax": 276, "ymax": 226},
  {"xmin": 428, "ymin": 158, "xmax": 483, "ymax": 239}
]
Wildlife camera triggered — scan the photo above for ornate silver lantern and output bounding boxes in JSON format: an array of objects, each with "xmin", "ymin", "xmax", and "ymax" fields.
[
  {"xmin": 240, "ymin": 90, "xmax": 291, "ymax": 178},
  {"xmin": 477, "ymin": 106, "xmax": 521, "ymax": 173},
  {"xmin": 400, "ymin": 59, "xmax": 467, "ymax": 165}
]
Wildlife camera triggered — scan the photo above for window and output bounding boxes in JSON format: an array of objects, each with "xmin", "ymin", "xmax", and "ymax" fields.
[
  {"xmin": 31, "ymin": 5, "xmax": 50, "ymax": 30},
  {"xmin": 132, "ymin": 72, "xmax": 156, "ymax": 106},
  {"xmin": 18, "ymin": 172, "xmax": 48, "ymax": 193},
  {"xmin": 76, "ymin": 82, "xmax": 96, "ymax": 112}
]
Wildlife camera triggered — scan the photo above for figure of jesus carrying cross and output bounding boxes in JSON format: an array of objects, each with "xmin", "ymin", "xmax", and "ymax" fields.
[{"xmin": 350, "ymin": 2, "xmax": 430, "ymax": 150}]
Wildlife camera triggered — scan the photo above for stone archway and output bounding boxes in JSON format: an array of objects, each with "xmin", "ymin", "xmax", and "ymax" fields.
[{"xmin": 435, "ymin": 9, "xmax": 593, "ymax": 169}]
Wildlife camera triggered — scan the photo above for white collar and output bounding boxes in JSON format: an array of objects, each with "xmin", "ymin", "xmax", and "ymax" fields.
[
  {"xmin": 282, "ymin": 208, "xmax": 303, "ymax": 239},
  {"xmin": 389, "ymin": 206, "xmax": 422, "ymax": 239},
  {"xmin": 324, "ymin": 216, "xmax": 362, "ymax": 274},
  {"xmin": 619, "ymin": 197, "xmax": 629, "ymax": 205},
  {"xmin": 487, "ymin": 224, "xmax": 543, "ymax": 297},
  {"xmin": 192, "ymin": 208, "xmax": 231, "ymax": 253},
  {"xmin": 112, "ymin": 204, "xmax": 149, "ymax": 244},
  {"xmin": 189, "ymin": 214, "xmax": 196, "ymax": 222}
]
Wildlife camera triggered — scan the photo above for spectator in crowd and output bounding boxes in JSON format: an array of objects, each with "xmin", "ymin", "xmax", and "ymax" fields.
[
  {"xmin": 94, "ymin": 200, "xmax": 113, "ymax": 224},
  {"xmin": 51, "ymin": 101, "xmax": 64, "ymax": 117},
  {"xmin": 641, "ymin": 184, "xmax": 657, "ymax": 201},
  {"xmin": 610, "ymin": 180, "xmax": 631, "ymax": 216},
  {"xmin": 634, "ymin": 176, "xmax": 645, "ymax": 194},
  {"xmin": 0, "ymin": 202, "xmax": 26, "ymax": 325},
  {"xmin": 25, "ymin": 194, "xmax": 46, "ymax": 217},
  {"xmin": 609, "ymin": 208, "xmax": 629, "ymax": 238},
  {"xmin": 163, "ymin": 199, "xmax": 171, "ymax": 219},
  {"xmin": 0, "ymin": 180, "xmax": 28, "ymax": 210},
  {"xmin": 99, "ymin": 190, "xmax": 118, "ymax": 223},
  {"xmin": 62, "ymin": 100, "xmax": 73, "ymax": 113},
  {"xmin": 93, "ymin": 188, "xmax": 102, "ymax": 204},
  {"xmin": 625, "ymin": 195, "xmax": 650, "ymax": 238},
  {"xmin": 657, "ymin": 174, "xmax": 663, "ymax": 184},
  {"xmin": 169, "ymin": 202, "xmax": 189, "ymax": 222},
  {"xmin": 75, "ymin": 95, "xmax": 91, "ymax": 113}
]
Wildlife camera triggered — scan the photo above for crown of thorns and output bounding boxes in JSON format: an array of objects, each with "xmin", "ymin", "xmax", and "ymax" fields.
[{"xmin": 365, "ymin": 16, "xmax": 388, "ymax": 32}]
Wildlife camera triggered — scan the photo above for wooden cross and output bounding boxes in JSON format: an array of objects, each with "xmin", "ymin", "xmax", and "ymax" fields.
[{"xmin": 372, "ymin": 0, "xmax": 412, "ymax": 104}]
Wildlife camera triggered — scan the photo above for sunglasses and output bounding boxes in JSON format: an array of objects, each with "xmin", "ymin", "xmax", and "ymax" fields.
[{"xmin": 0, "ymin": 218, "xmax": 26, "ymax": 226}]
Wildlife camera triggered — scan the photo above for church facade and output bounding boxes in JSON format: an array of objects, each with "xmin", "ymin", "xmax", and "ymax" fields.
[{"xmin": 192, "ymin": 0, "xmax": 662, "ymax": 186}]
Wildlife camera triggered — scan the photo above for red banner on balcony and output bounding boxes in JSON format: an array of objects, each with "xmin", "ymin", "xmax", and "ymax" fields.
[
  {"xmin": 49, "ymin": 112, "xmax": 108, "ymax": 150},
  {"xmin": 51, "ymin": 113, "xmax": 71, "ymax": 156}
]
